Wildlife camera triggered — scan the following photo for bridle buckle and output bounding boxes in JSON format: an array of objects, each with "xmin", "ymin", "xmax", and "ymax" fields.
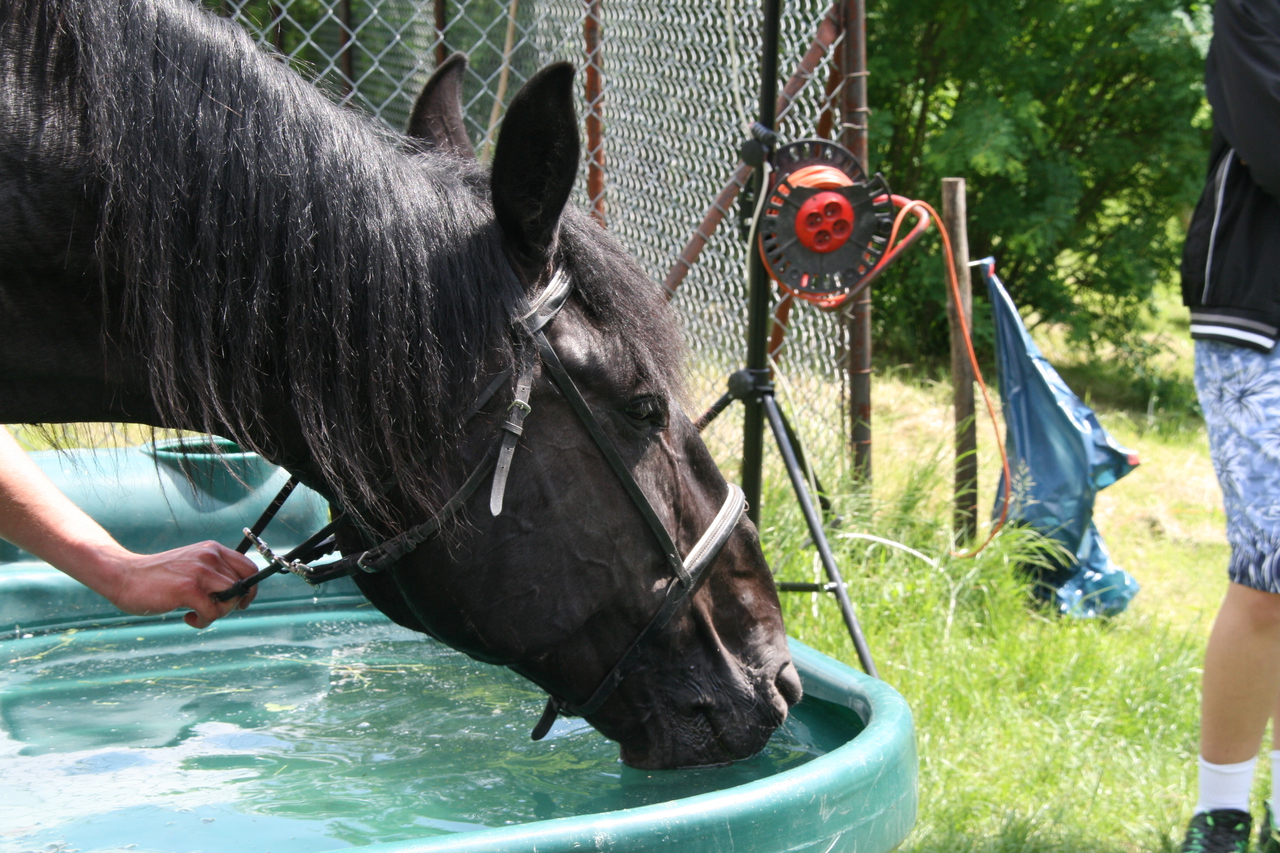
[{"xmin": 243, "ymin": 528, "xmax": 314, "ymax": 581}]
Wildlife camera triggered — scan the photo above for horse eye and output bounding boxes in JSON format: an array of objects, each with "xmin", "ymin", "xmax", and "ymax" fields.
[{"xmin": 623, "ymin": 395, "xmax": 667, "ymax": 429}]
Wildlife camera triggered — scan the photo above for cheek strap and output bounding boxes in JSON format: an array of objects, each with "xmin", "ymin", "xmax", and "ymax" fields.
[{"xmin": 530, "ymin": 483, "xmax": 746, "ymax": 740}]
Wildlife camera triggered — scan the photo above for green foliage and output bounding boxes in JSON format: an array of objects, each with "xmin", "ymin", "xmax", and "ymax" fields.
[
  {"xmin": 211, "ymin": 0, "xmax": 541, "ymax": 146},
  {"xmin": 865, "ymin": 0, "xmax": 1212, "ymax": 362},
  {"xmin": 1036, "ymin": 281, "xmax": 1203, "ymax": 433},
  {"xmin": 759, "ymin": 435, "xmax": 1214, "ymax": 851},
  {"xmin": 208, "ymin": 0, "xmax": 337, "ymax": 85}
]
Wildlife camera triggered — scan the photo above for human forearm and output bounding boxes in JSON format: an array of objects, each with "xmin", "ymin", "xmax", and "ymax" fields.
[
  {"xmin": 0, "ymin": 429, "xmax": 258, "ymax": 626},
  {"xmin": 0, "ymin": 428, "xmax": 125, "ymax": 582}
]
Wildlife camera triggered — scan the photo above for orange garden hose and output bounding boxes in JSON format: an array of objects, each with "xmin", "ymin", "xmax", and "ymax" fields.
[
  {"xmin": 763, "ymin": 190, "xmax": 1011, "ymax": 557},
  {"xmin": 767, "ymin": 291, "xmax": 794, "ymax": 360}
]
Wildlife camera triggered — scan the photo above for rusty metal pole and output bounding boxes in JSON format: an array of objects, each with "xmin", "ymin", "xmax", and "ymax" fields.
[
  {"xmin": 840, "ymin": 0, "xmax": 871, "ymax": 480},
  {"xmin": 584, "ymin": 0, "xmax": 606, "ymax": 225},
  {"xmin": 338, "ymin": 0, "xmax": 354, "ymax": 97},
  {"xmin": 942, "ymin": 178, "xmax": 977, "ymax": 542},
  {"xmin": 434, "ymin": 0, "xmax": 447, "ymax": 66}
]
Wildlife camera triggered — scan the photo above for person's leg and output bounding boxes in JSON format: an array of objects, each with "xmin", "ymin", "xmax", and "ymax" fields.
[
  {"xmin": 1181, "ymin": 584, "xmax": 1280, "ymax": 850},
  {"xmin": 1271, "ymin": 692, "xmax": 1280, "ymax": 804},
  {"xmin": 1261, "ymin": 698, "xmax": 1280, "ymax": 851},
  {"xmin": 1182, "ymin": 341, "xmax": 1280, "ymax": 851},
  {"xmin": 1201, "ymin": 583, "xmax": 1280, "ymax": 766}
]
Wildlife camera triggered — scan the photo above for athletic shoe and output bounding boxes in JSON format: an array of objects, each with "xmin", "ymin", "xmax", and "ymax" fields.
[
  {"xmin": 1260, "ymin": 803, "xmax": 1280, "ymax": 853},
  {"xmin": 1180, "ymin": 809, "xmax": 1253, "ymax": 853}
]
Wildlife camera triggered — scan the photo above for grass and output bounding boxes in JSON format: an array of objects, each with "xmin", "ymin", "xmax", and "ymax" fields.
[
  {"xmin": 7, "ymin": 422, "xmax": 185, "ymax": 452},
  {"xmin": 745, "ymin": 285, "xmax": 1232, "ymax": 852}
]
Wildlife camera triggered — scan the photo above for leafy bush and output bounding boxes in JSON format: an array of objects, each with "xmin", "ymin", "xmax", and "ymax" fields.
[{"xmin": 865, "ymin": 0, "xmax": 1212, "ymax": 362}]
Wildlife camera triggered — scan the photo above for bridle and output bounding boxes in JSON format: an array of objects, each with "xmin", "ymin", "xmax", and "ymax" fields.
[{"xmin": 215, "ymin": 269, "xmax": 747, "ymax": 740}]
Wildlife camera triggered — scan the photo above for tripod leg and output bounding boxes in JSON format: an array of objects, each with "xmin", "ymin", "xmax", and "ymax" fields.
[
  {"xmin": 695, "ymin": 391, "xmax": 736, "ymax": 432},
  {"xmin": 762, "ymin": 393, "xmax": 877, "ymax": 678},
  {"xmin": 774, "ymin": 405, "xmax": 834, "ymax": 517}
]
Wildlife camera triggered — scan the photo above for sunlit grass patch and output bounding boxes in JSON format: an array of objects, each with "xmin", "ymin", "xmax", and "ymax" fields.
[
  {"xmin": 7, "ymin": 422, "xmax": 189, "ymax": 451},
  {"xmin": 746, "ymin": 353, "xmax": 1225, "ymax": 852}
]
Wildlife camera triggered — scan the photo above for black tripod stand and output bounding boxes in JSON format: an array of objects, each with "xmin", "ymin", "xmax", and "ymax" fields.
[{"xmin": 695, "ymin": 0, "xmax": 877, "ymax": 678}]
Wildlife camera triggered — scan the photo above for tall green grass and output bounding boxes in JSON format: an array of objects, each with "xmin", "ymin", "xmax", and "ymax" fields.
[{"xmin": 755, "ymin": 424, "xmax": 1221, "ymax": 853}]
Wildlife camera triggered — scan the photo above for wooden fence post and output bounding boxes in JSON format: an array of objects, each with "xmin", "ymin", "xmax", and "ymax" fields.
[{"xmin": 942, "ymin": 177, "xmax": 977, "ymax": 543}]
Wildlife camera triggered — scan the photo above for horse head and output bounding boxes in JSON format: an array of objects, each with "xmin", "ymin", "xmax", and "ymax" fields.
[
  {"xmin": 0, "ymin": 0, "xmax": 799, "ymax": 770},
  {"xmin": 353, "ymin": 57, "xmax": 801, "ymax": 769}
]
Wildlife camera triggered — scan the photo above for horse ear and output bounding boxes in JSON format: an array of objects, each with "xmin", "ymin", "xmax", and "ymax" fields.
[
  {"xmin": 490, "ymin": 62, "xmax": 579, "ymax": 276},
  {"xmin": 405, "ymin": 53, "xmax": 475, "ymax": 159}
]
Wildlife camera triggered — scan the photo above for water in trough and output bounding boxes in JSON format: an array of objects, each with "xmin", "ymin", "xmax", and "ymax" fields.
[{"xmin": 0, "ymin": 611, "xmax": 862, "ymax": 852}]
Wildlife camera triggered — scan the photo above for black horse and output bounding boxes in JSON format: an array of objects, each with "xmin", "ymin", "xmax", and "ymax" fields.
[{"xmin": 0, "ymin": 0, "xmax": 801, "ymax": 769}]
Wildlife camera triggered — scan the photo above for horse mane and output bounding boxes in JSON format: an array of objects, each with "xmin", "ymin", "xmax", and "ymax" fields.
[{"xmin": 0, "ymin": 0, "xmax": 685, "ymax": 525}]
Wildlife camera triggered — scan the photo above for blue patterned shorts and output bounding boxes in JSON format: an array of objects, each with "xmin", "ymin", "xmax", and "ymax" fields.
[{"xmin": 1196, "ymin": 340, "xmax": 1280, "ymax": 594}]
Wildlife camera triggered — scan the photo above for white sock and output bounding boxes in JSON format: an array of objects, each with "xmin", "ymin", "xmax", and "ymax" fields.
[
  {"xmin": 1269, "ymin": 750, "xmax": 1280, "ymax": 816},
  {"xmin": 1196, "ymin": 756, "xmax": 1257, "ymax": 814}
]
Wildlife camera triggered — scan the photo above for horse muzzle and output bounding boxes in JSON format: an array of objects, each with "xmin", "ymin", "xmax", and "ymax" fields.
[
  {"xmin": 592, "ymin": 621, "xmax": 802, "ymax": 770},
  {"xmin": 611, "ymin": 656, "xmax": 801, "ymax": 770}
]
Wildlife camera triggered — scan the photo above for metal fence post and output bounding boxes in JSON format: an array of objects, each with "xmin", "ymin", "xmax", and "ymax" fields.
[
  {"xmin": 584, "ymin": 0, "xmax": 606, "ymax": 225},
  {"xmin": 741, "ymin": 0, "xmax": 783, "ymax": 524},
  {"xmin": 840, "ymin": 0, "xmax": 870, "ymax": 481},
  {"xmin": 434, "ymin": 0, "xmax": 447, "ymax": 66},
  {"xmin": 338, "ymin": 0, "xmax": 353, "ymax": 95}
]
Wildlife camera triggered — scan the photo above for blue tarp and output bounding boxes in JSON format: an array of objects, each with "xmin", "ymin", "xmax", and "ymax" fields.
[{"xmin": 979, "ymin": 258, "xmax": 1141, "ymax": 618}]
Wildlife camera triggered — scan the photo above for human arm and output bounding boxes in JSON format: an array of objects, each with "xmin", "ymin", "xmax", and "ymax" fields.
[{"xmin": 0, "ymin": 429, "xmax": 258, "ymax": 628}]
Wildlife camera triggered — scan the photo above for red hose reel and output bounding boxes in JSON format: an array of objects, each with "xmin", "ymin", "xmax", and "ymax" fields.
[
  {"xmin": 756, "ymin": 141, "xmax": 1012, "ymax": 558},
  {"xmin": 757, "ymin": 139, "xmax": 894, "ymax": 303}
]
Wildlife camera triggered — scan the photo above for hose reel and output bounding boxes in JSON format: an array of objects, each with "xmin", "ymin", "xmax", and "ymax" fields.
[{"xmin": 757, "ymin": 139, "xmax": 894, "ymax": 299}]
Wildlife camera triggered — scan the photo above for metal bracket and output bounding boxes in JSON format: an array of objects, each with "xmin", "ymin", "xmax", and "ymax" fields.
[
  {"xmin": 728, "ymin": 368, "xmax": 773, "ymax": 401},
  {"xmin": 243, "ymin": 528, "xmax": 315, "ymax": 582}
]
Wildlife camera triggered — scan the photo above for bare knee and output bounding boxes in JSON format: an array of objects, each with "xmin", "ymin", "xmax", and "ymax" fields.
[{"xmin": 1221, "ymin": 582, "xmax": 1280, "ymax": 634}]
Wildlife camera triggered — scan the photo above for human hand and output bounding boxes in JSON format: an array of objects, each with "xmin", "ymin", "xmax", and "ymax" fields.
[
  {"xmin": 0, "ymin": 430, "xmax": 260, "ymax": 628},
  {"xmin": 95, "ymin": 541, "xmax": 260, "ymax": 628}
]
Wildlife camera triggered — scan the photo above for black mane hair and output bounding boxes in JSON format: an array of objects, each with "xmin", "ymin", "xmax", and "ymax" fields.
[{"xmin": 0, "ymin": 0, "xmax": 684, "ymax": 523}]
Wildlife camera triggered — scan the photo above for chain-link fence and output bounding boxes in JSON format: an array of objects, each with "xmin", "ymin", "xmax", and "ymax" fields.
[{"xmin": 210, "ymin": 0, "xmax": 858, "ymax": 482}]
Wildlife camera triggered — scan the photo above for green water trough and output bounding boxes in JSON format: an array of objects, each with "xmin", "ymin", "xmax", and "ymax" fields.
[{"xmin": 0, "ymin": 440, "xmax": 917, "ymax": 852}]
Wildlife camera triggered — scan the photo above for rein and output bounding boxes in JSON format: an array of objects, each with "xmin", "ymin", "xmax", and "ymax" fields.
[{"xmin": 214, "ymin": 270, "xmax": 746, "ymax": 740}]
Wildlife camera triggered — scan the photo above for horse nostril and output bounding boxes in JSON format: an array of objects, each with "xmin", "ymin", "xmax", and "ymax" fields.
[{"xmin": 775, "ymin": 661, "xmax": 803, "ymax": 708}]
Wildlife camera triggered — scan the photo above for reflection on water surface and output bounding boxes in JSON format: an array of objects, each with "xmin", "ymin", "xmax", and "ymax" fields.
[{"xmin": 0, "ymin": 612, "xmax": 860, "ymax": 852}]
